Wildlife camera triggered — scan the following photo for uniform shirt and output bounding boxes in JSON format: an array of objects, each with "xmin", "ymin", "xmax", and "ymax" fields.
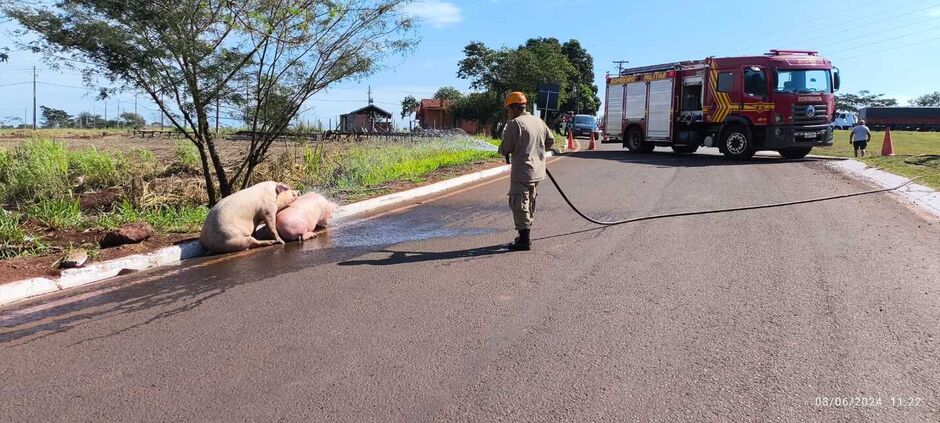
[
  {"xmin": 499, "ymin": 112, "xmax": 555, "ymax": 182},
  {"xmin": 851, "ymin": 124, "xmax": 871, "ymax": 142}
]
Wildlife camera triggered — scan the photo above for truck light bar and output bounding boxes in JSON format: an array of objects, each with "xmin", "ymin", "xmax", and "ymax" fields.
[{"xmin": 766, "ymin": 49, "xmax": 818, "ymax": 56}]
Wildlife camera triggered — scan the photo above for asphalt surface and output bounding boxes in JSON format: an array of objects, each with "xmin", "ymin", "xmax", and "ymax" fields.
[{"xmin": 2, "ymin": 143, "xmax": 939, "ymax": 422}]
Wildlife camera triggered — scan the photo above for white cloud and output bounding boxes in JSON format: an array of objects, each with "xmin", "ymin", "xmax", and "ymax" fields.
[
  {"xmin": 402, "ymin": 0, "xmax": 462, "ymax": 28},
  {"xmin": 930, "ymin": 7, "xmax": 940, "ymax": 17}
]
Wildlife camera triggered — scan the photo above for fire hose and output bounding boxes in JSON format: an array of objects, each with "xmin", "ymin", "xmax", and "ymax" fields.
[{"xmin": 543, "ymin": 167, "xmax": 919, "ymax": 227}]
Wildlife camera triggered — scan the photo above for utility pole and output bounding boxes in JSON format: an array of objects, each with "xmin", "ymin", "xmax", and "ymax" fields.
[
  {"xmin": 134, "ymin": 94, "xmax": 138, "ymax": 117},
  {"xmin": 613, "ymin": 60, "xmax": 630, "ymax": 75},
  {"xmin": 368, "ymin": 86, "xmax": 373, "ymax": 105},
  {"xmin": 32, "ymin": 66, "xmax": 37, "ymax": 129},
  {"xmin": 104, "ymin": 101, "xmax": 108, "ymax": 128}
]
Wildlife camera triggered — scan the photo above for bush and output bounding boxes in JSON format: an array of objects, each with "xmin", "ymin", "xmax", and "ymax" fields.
[
  {"xmin": 173, "ymin": 140, "xmax": 200, "ymax": 173},
  {"xmin": 69, "ymin": 147, "xmax": 122, "ymax": 189},
  {"xmin": 27, "ymin": 197, "xmax": 84, "ymax": 230},
  {"xmin": 95, "ymin": 201, "xmax": 208, "ymax": 233},
  {"xmin": 1, "ymin": 138, "xmax": 71, "ymax": 202}
]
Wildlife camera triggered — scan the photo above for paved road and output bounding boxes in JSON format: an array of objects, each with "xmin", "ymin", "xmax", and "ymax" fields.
[{"xmin": 2, "ymin": 144, "xmax": 939, "ymax": 422}]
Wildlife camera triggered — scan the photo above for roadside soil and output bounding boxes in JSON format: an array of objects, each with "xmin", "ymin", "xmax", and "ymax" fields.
[{"xmin": 0, "ymin": 157, "xmax": 505, "ymax": 284}]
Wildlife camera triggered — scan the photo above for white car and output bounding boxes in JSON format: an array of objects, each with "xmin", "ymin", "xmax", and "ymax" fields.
[{"xmin": 833, "ymin": 111, "xmax": 858, "ymax": 130}]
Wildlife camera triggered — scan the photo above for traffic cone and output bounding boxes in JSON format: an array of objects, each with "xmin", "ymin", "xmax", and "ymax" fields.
[
  {"xmin": 881, "ymin": 127, "xmax": 895, "ymax": 156},
  {"xmin": 588, "ymin": 131, "xmax": 596, "ymax": 150},
  {"xmin": 566, "ymin": 129, "xmax": 576, "ymax": 150}
]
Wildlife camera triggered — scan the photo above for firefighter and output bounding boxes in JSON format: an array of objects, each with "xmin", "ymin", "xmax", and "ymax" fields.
[{"xmin": 499, "ymin": 91, "xmax": 554, "ymax": 251}]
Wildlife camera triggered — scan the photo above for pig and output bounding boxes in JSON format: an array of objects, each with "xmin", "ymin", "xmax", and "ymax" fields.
[
  {"xmin": 200, "ymin": 181, "xmax": 299, "ymax": 254},
  {"xmin": 272, "ymin": 192, "xmax": 338, "ymax": 242}
]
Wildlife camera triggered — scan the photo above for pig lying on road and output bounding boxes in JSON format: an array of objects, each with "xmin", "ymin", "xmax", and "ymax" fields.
[
  {"xmin": 200, "ymin": 181, "xmax": 299, "ymax": 254},
  {"xmin": 272, "ymin": 192, "xmax": 338, "ymax": 242}
]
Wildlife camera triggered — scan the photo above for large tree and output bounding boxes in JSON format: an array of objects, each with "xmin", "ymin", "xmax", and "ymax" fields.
[
  {"xmin": 835, "ymin": 90, "xmax": 898, "ymax": 112},
  {"xmin": 456, "ymin": 37, "xmax": 600, "ymax": 123},
  {"xmin": 910, "ymin": 91, "xmax": 940, "ymax": 107},
  {"xmin": 6, "ymin": 0, "xmax": 415, "ymax": 204},
  {"xmin": 40, "ymin": 106, "xmax": 71, "ymax": 128},
  {"xmin": 433, "ymin": 86, "xmax": 462, "ymax": 101}
]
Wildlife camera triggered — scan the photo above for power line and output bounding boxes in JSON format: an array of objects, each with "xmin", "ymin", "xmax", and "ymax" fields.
[{"xmin": 831, "ymin": 35, "xmax": 940, "ymax": 62}]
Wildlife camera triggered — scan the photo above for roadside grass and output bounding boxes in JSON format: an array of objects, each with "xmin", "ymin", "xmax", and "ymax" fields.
[
  {"xmin": 329, "ymin": 141, "xmax": 499, "ymax": 197},
  {"xmin": 1, "ymin": 135, "xmax": 501, "ymax": 262},
  {"xmin": 27, "ymin": 198, "xmax": 83, "ymax": 231},
  {"xmin": 93, "ymin": 201, "xmax": 209, "ymax": 233},
  {"xmin": 0, "ymin": 210, "xmax": 46, "ymax": 259},
  {"xmin": 0, "ymin": 128, "xmax": 128, "ymax": 139},
  {"xmin": 816, "ymin": 130, "xmax": 940, "ymax": 190}
]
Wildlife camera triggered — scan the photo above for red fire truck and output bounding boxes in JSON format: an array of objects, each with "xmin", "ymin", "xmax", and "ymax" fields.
[{"xmin": 603, "ymin": 50, "xmax": 839, "ymax": 159}]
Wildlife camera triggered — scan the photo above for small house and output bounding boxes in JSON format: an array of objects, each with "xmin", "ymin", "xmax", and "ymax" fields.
[
  {"xmin": 416, "ymin": 99, "xmax": 454, "ymax": 130},
  {"xmin": 339, "ymin": 104, "xmax": 393, "ymax": 133}
]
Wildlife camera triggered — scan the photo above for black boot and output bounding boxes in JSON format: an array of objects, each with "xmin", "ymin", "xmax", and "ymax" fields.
[{"xmin": 509, "ymin": 229, "xmax": 531, "ymax": 251}]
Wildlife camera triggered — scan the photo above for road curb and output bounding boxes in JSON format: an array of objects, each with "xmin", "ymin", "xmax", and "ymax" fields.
[
  {"xmin": 0, "ymin": 160, "xmax": 518, "ymax": 308},
  {"xmin": 827, "ymin": 159, "xmax": 940, "ymax": 218}
]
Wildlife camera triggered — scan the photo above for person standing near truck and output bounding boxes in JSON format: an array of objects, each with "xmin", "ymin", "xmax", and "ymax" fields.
[
  {"xmin": 850, "ymin": 119, "xmax": 872, "ymax": 157},
  {"xmin": 499, "ymin": 91, "xmax": 554, "ymax": 251}
]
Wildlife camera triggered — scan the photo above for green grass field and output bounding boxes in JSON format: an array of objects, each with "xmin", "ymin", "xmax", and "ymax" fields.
[{"xmin": 816, "ymin": 130, "xmax": 940, "ymax": 190}]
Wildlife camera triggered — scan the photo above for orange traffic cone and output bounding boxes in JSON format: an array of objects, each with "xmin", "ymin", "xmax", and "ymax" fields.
[
  {"xmin": 588, "ymin": 131, "xmax": 596, "ymax": 150},
  {"xmin": 881, "ymin": 127, "xmax": 895, "ymax": 156},
  {"xmin": 566, "ymin": 129, "xmax": 576, "ymax": 150}
]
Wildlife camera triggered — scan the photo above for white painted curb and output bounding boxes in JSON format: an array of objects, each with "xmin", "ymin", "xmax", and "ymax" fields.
[
  {"xmin": 827, "ymin": 159, "xmax": 940, "ymax": 218},
  {"xmin": 0, "ymin": 161, "xmax": 517, "ymax": 307}
]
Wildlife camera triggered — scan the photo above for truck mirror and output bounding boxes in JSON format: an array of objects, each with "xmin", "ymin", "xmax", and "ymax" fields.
[{"xmin": 832, "ymin": 68, "xmax": 841, "ymax": 92}]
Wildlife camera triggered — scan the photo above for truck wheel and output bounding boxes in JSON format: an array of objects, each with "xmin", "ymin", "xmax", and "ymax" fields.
[
  {"xmin": 720, "ymin": 125, "xmax": 755, "ymax": 159},
  {"xmin": 624, "ymin": 127, "xmax": 653, "ymax": 153},
  {"xmin": 671, "ymin": 145, "xmax": 699, "ymax": 154},
  {"xmin": 779, "ymin": 147, "xmax": 812, "ymax": 159}
]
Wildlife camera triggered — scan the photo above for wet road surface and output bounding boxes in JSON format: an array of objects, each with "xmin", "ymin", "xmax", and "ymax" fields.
[{"xmin": 2, "ymin": 144, "xmax": 939, "ymax": 422}]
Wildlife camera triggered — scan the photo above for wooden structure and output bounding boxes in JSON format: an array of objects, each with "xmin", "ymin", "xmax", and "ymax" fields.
[
  {"xmin": 339, "ymin": 104, "xmax": 393, "ymax": 133},
  {"xmin": 415, "ymin": 99, "xmax": 454, "ymax": 130}
]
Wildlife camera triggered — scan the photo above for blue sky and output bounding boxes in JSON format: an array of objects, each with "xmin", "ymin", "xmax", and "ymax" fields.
[{"xmin": 2, "ymin": 0, "xmax": 939, "ymax": 128}]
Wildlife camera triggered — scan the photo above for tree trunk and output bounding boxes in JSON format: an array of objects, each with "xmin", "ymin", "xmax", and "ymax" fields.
[{"xmin": 196, "ymin": 143, "xmax": 218, "ymax": 206}]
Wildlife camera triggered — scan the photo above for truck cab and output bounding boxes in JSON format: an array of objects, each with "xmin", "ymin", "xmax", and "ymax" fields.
[{"xmin": 604, "ymin": 50, "xmax": 838, "ymax": 159}]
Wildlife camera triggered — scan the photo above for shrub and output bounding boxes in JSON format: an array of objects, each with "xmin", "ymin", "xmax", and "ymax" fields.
[
  {"xmin": 1, "ymin": 138, "xmax": 70, "ymax": 202},
  {"xmin": 68, "ymin": 147, "xmax": 122, "ymax": 189},
  {"xmin": 27, "ymin": 197, "xmax": 84, "ymax": 230},
  {"xmin": 172, "ymin": 140, "xmax": 200, "ymax": 174},
  {"xmin": 95, "ymin": 201, "xmax": 208, "ymax": 233}
]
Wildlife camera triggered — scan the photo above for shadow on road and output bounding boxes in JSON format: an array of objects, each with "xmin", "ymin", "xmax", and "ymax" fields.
[
  {"xmin": 562, "ymin": 149, "xmax": 821, "ymax": 168},
  {"xmin": 338, "ymin": 244, "xmax": 509, "ymax": 266}
]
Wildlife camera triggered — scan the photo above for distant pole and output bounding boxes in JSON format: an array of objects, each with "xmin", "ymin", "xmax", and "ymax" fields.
[
  {"xmin": 613, "ymin": 60, "xmax": 630, "ymax": 75},
  {"xmin": 104, "ymin": 101, "xmax": 108, "ymax": 128},
  {"xmin": 32, "ymin": 66, "xmax": 37, "ymax": 129},
  {"xmin": 117, "ymin": 99, "xmax": 121, "ymax": 128},
  {"xmin": 134, "ymin": 94, "xmax": 138, "ymax": 117},
  {"xmin": 159, "ymin": 94, "xmax": 164, "ymax": 128},
  {"xmin": 215, "ymin": 97, "xmax": 220, "ymax": 134}
]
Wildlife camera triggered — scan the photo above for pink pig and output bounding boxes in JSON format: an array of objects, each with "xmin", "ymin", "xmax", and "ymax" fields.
[{"xmin": 274, "ymin": 192, "xmax": 338, "ymax": 242}]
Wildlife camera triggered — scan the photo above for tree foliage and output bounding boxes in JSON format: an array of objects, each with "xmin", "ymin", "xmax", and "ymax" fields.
[
  {"xmin": 119, "ymin": 112, "xmax": 146, "ymax": 128},
  {"xmin": 456, "ymin": 37, "xmax": 599, "ymax": 128},
  {"xmin": 910, "ymin": 91, "xmax": 940, "ymax": 107},
  {"xmin": 400, "ymin": 95, "xmax": 419, "ymax": 119},
  {"xmin": 40, "ymin": 106, "xmax": 71, "ymax": 128},
  {"xmin": 835, "ymin": 90, "xmax": 898, "ymax": 112},
  {"xmin": 433, "ymin": 86, "xmax": 463, "ymax": 101},
  {"xmin": 6, "ymin": 0, "xmax": 416, "ymax": 204}
]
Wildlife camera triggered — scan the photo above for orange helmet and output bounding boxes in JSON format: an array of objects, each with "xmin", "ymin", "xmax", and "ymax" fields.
[{"xmin": 504, "ymin": 91, "xmax": 527, "ymax": 107}]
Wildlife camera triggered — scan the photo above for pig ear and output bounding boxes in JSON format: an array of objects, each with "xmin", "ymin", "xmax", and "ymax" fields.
[{"xmin": 275, "ymin": 183, "xmax": 290, "ymax": 195}]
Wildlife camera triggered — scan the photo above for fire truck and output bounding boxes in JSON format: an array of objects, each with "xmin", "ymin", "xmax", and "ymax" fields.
[{"xmin": 603, "ymin": 50, "xmax": 839, "ymax": 159}]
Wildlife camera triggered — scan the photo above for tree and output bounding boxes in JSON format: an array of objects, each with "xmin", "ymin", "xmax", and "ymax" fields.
[
  {"xmin": 910, "ymin": 91, "xmax": 940, "ymax": 107},
  {"xmin": 559, "ymin": 39, "xmax": 600, "ymax": 114},
  {"xmin": 7, "ymin": 0, "xmax": 416, "ymax": 205},
  {"xmin": 401, "ymin": 95, "xmax": 419, "ymax": 119},
  {"xmin": 74, "ymin": 112, "xmax": 105, "ymax": 128},
  {"xmin": 835, "ymin": 90, "xmax": 897, "ymax": 112},
  {"xmin": 433, "ymin": 86, "xmax": 463, "ymax": 101},
  {"xmin": 119, "ymin": 112, "xmax": 146, "ymax": 128},
  {"xmin": 455, "ymin": 37, "xmax": 600, "ymax": 124},
  {"xmin": 40, "ymin": 106, "xmax": 71, "ymax": 128}
]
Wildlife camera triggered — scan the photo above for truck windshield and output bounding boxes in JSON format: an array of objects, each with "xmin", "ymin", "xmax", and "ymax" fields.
[{"xmin": 775, "ymin": 69, "xmax": 831, "ymax": 94}]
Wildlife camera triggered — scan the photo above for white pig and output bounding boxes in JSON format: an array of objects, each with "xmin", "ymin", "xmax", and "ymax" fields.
[
  {"xmin": 274, "ymin": 192, "xmax": 338, "ymax": 242},
  {"xmin": 200, "ymin": 181, "xmax": 299, "ymax": 253}
]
